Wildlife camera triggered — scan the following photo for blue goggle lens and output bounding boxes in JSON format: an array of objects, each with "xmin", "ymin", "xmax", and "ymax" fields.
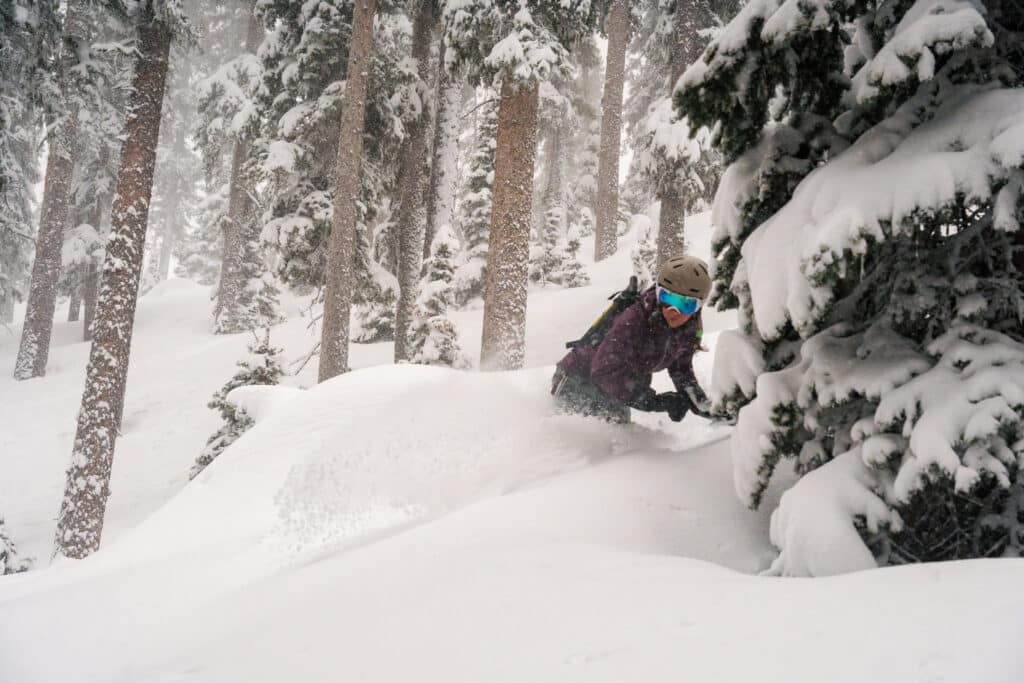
[{"xmin": 657, "ymin": 286, "xmax": 702, "ymax": 315}]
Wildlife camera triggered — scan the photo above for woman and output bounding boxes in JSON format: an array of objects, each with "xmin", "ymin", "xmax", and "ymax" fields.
[{"xmin": 552, "ymin": 255, "xmax": 712, "ymax": 423}]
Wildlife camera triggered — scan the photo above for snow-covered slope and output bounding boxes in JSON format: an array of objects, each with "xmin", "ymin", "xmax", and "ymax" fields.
[{"xmin": 2, "ymin": 213, "xmax": 1023, "ymax": 682}]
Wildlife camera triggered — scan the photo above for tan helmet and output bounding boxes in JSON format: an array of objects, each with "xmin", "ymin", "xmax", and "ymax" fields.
[{"xmin": 657, "ymin": 255, "xmax": 711, "ymax": 299}]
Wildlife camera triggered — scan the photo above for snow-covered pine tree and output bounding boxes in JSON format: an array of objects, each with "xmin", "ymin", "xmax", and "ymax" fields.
[
  {"xmin": 150, "ymin": 41, "xmax": 203, "ymax": 285},
  {"xmin": 679, "ymin": 0, "xmax": 1024, "ymax": 570},
  {"xmin": 319, "ymin": 0, "xmax": 381, "ymax": 381},
  {"xmin": 13, "ymin": 0, "xmax": 91, "ymax": 379},
  {"xmin": 54, "ymin": 0, "xmax": 189, "ymax": 560},
  {"xmin": 621, "ymin": 0, "xmax": 737, "ymax": 264},
  {"xmin": 628, "ymin": 212, "xmax": 658, "ymax": 287},
  {"xmin": 252, "ymin": 1, "xmax": 407, "ymax": 365},
  {"xmin": 175, "ymin": 182, "xmax": 226, "ymax": 285},
  {"xmin": 0, "ymin": 516, "xmax": 32, "ymax": 575},
  {"xmin": 0, "ymin": 1, "xmax": 58, "ymax": 326},
  {"xmin": 452, "ymin": 90, "xmax": 497, "ymax": 307},
  {"xmin": 443, "ymin": 0, "xmax": 599, "ymax": 370},
  {"xmin": 63, "ymin": 23, "xmax": 132, "ymax": 338},
  {"xmin": 60, "ymin": 221, "xmax": 104, "ymax": 323},
  {"xmin": 559, "ymin": 220, "xmax": 590, "ymax": 288},
  {"xmin": 197, "ymin": 1, "xmax": 266, "ymax": 332},
  {"xmin": 530, "ymin": 79, "xmax": 573, "ymax": 288},
  {"xmin": 394, "ymin": 0, "xmax": 441, "ymax": 363},
  {"xmin": 530, "ymin": 72, "xmax": 593, "ymax": 291},
  {"xmin": 174, "ymin": 0, "xmax": 251, "ymax": 289},
  {"xmin": 190, "ymin": 334, "xmax": 285, "ymax": 479},
  {"xmin": 423, "ymin": 36, "xmax": 469, "ymax": 260},
  {"xmin": 530, "ymin": 203, "xmax": 566, "ymax": 287},
  {"xmin": 410, "ymin": 223, "xmax": 468, "ymax": 367},
  {"xmin": 564, "ymin": 37, "xmax": 601, "ymax": 242}
]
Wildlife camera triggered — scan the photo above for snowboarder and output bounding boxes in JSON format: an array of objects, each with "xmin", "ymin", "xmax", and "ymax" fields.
[{"xmin": 552, "ymin": 255, "xmax": 713, "ymax": 424}]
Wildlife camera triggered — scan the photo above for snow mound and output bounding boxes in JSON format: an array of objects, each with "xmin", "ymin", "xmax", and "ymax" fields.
[
  {"xmin": 766, "ymin": 449, "xmax": 901, "ymax": 577},
  {"xmin": 107, "ymin": 364, "xmax": 673, "ymax": 566}
]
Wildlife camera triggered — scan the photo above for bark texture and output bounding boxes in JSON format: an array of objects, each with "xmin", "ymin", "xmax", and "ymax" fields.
[
  {"xmin": 393, "ymin": 0, "xmax": 436, "ymax": 362},
  {"xmin": 215, "ymin": 2, "xmax": 262, "ymax": 328},
  {"xmin": 15, "ymin": 144, "xmax": 74, "ymax": 378},
  {"xmin": 67, "ymin": 287, "xmax": 81, "ymax": 322},
  {"xmin": 13, "ymin": 1, "xmax": 90, "ymax": 379},
  {"xmin": 543, "ymin": 125, "xmax": 564, "ymax": 210},
  {"xmin": 54, "ymin": 10, "xmax": 172, "ymax": 560},
  {"xmin": 82, "ymin": 261, "xmax": 98, "ymax": 341},
  {"xmin": 656, "ymin": 3, "xmax": 707, "ymax": 265},
  {"xmin": 319, "ymin": 0, "xmax": 378, "ymax": 382},
  {"xmin": 479, "ymin": 77, "xmax": 539, "ymax": 371},
  {"xmin": 593, "ymin": 0, "xmax": 629, "ymax": 262}
]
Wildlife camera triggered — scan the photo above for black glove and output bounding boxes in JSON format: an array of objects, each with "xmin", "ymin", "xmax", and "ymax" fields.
[
  {"xmin": 682, "ymin": 384, "xmax": 712, "ymax": 419},
  {"xmin": 626, "ymin": 386, "xmax": 661, "ymax": 411},
  {"xmin": 628, "ymin": 387, "xmax": 689, "ymax": 422},
  {"xmin": 660, "ymin": 392, "xmax": 690, "ymax": 422}
]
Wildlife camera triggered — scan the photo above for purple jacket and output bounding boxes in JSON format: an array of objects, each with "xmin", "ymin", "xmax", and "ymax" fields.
[{"xmin": 557, "ymin": 287, "xmax": 702, "ymax": 403}]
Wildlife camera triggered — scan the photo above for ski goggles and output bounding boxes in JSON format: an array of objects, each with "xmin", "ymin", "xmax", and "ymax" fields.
[{"xmin": 656, "ymin": 286, "xmax": 702, "ymax": 315}]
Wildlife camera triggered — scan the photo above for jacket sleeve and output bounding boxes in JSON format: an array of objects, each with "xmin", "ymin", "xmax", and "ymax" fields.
[
  {"xmin": 589, "ymin": 305, "xmax": 647, "ymax": 402},
  {"xmin": 668, "ymin": 324, "xmax": 701, "ymax": 391}
]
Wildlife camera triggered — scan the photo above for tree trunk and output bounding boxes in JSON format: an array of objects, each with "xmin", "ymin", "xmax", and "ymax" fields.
[
  {"xmin": 319, "ymin": 0, "xmax": 378, "ymax": 382},
  {"xmin": 656, "ymin": 2, "xmax": 708, "ymax": 265},
  {"xmin": 543, "ymin": 125, "xmax": 564, "ymax": 210},
  {"xmin": 215, "ymin": 3, "xmax": 262, "ymax": 328},
  {"xmin": 479, "ymin": 77, "xmax": 539, "ymax": 371},
  {"xmin": 15, "ymin": 144, "xmax": 74, "ymax": 379},
  {"xmin": 13, "ymin": 1, "xmax": 90, "ymax": 380},
  {"xmin": 393, "ymin": 0, "xmax": 436, "ymax": 362},
  {"xmin": 67, "ymin": 286, "xmax": 81, "ymax": 322},
  {"xmin": 1, "ymin": 295, "xmax": 14, "ymax": 324},
  {"xmin": 594, "ymin": 0, "xmax": 629, "ymax": 262},
  {"xmin": 82, "ymin": 261, "xmax": 98, "ymax": 341},
  {"xmin": 54, "ymin": 9, "xmax": 172, "ymax": 560},
  {"xmin": 158, "ymin": 214, "xmax": 175, "ymax": 281},
  {"xmin": 423, "ymin": 36, "xmax": 464, "ymax": 260}
]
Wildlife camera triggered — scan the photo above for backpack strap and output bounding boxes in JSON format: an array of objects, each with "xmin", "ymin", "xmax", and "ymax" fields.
[{"xmin": 565, "ymin": 276, "xmax": 640, "ymax": 349}]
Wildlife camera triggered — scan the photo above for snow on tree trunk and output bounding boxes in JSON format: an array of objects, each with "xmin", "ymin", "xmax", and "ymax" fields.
[
  {"xmin": 543, "ymin": 124, "xmax": 563, "ymax": 211},
  {"xmin": 214, "ymin": 3, "xmax": 261, "ymax": 329},
  {"xmin": 394, "ymin": 0, "xmax": 436, "ymax": 363},
  {"xmin": 593, "ymin": 0, "xmax": 628, "ymax": 262},
  {"xmin": 15, "ymin": 143, "xmax": 74, "ymax": 379},
  {"xmin": 655, "ymin": 3, "xmax": 703, "ymax": 266},
  {"xmin": 82, "ymin": 260, "xmax": 98, "ymax": 341},
  {"xmin": 479, "ymin": 76, "xmax": 538, "ymax": 371},
  {"xmin": 13, "ymin": 1, "xmax": 90, "ymax": 380},
  {"xmin": 216, "ymin": 140, "xmax": 250, "ymax": 318},
  {"xmin": 319, "ymin": 0, "xmax": 378, "ymax": 383},
  {"xmin": 53, "ymin": 11, "xmax": 172, "ymax": 560},
  {"xmin": 423, "ymin": 39, "xmax": 464, "ymax": 261}
]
